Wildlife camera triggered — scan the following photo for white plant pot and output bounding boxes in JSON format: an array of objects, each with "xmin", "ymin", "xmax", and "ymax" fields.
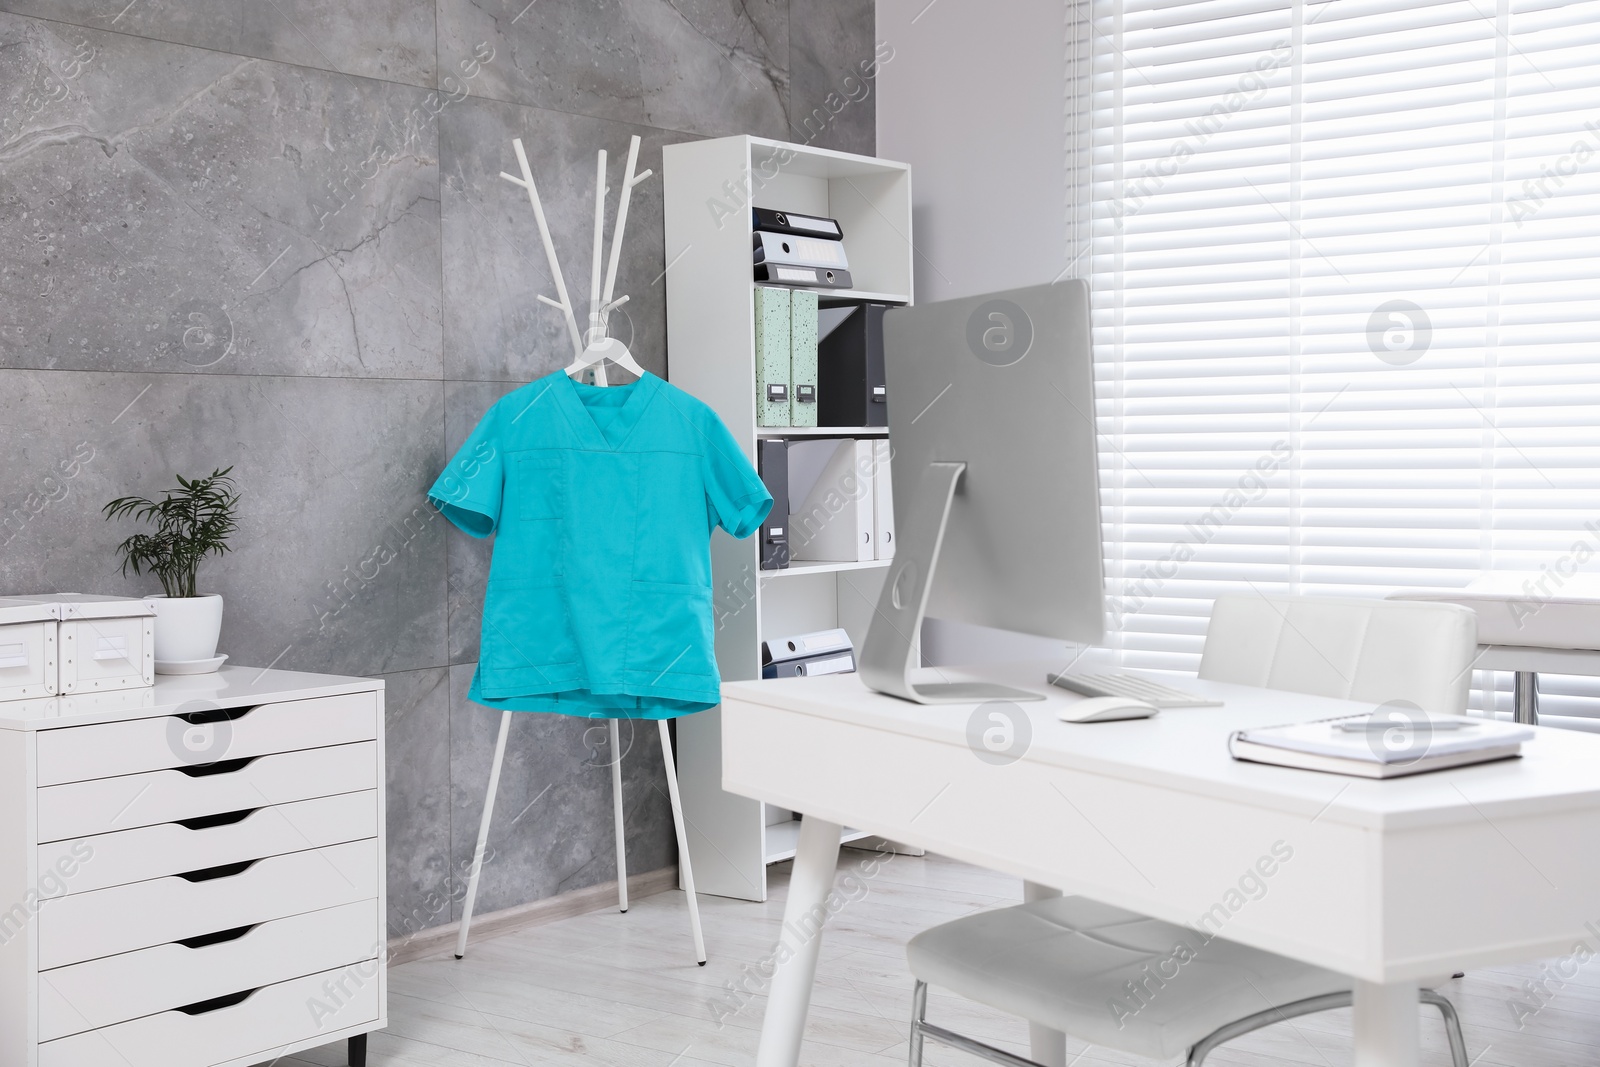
[{"xmin": 150, "ymin": 594, "xmax": 224, "ymax": 663}]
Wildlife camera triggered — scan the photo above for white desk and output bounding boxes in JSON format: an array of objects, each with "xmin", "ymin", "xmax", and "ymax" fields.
[{"xmin": 721, "ymin": 661, "xmax": 1600, "ymax": 1067}]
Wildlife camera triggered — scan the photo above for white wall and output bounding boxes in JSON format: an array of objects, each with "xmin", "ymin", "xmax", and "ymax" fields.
[
  {"xmin": 877, "ymin": 0, "xmax": 1083, "ymax": 666},
  {"xmin": 876, "ymin": 0, "xmax": 1071, "ymax": 304}
]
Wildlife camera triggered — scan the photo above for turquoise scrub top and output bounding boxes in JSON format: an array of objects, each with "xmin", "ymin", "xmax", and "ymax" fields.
[{"xmin": 428, "ymin": 371, "xmax": 771, "ymax": 720}]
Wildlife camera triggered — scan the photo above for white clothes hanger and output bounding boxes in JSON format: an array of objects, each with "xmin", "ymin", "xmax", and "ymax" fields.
[
  {"xmin": 458, "ymin": 137, "xmax": 705, "ymax": 968},
  {"xmin": 500, "ymin": 135, "xmax": 652, "ymax": 387}
]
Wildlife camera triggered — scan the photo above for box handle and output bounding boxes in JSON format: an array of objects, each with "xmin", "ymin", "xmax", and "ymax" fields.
[
  {"xmin": 0, "ymin": 643, "xmax": 27, "ymax": 669},
  {"xmin": 92, "ymin": 635, "xmax": 129, "ymax": 662}
]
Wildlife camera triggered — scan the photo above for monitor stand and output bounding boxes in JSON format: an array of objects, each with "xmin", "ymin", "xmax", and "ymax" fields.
[{"xmin": 858, "ymin": 461, "xmax": 1047, "ymax": 704}]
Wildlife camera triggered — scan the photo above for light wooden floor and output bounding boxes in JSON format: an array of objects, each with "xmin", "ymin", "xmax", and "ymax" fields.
[{"xmin": 271, "ymin": 851, "xmax": 1600, "ymax": 1067}]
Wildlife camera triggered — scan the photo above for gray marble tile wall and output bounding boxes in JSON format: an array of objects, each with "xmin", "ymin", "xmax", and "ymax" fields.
[{"xmin": 0, "ymin": 0, "xmax": 878, "ymax": 937}]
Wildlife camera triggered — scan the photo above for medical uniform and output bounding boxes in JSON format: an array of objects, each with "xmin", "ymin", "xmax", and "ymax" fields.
[{"xmin": 429, "ymin": 370, "xmax": 771, "ymax": 719}]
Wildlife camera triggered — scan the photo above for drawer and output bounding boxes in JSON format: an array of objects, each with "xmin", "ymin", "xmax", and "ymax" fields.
[
  {"xmin": 38, "ymin": 790, "xmax": 378, "ymax": 896},
  {"xmin": 38, "ymin": 740, "xmax": 377, "ymax": 842},
  {"xmin": 0, "ymin": 617, "xmax": 56, "ymax": 701},
  {"xmin": 37, "ymin": 691, "xmax": 378, "ymax": 785},
  {"xmin": 38, "ymin": 838, "xmax": 378, "ymax": 969},
  {"xmin": 40, "ymin": 899, "xmax": 379, "ymax": 1041},
  {"xmin": 39, "ymin": 960, "xmax": 380, "ymax": 1067}
]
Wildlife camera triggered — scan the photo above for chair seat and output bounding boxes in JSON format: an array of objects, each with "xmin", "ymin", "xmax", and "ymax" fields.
[{"xmin": 907, "ymin": 896, "xmax": 1351, "ymax": 1062}]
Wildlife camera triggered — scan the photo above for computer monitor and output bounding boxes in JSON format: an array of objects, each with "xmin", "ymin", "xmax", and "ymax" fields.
[{"xmin": 859, "ymin": 280, "xmax": 1105, "ymax": 703}]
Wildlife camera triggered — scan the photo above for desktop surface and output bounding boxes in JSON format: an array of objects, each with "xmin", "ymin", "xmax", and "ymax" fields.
[{"xmin": 722, "ymin": 660, "xmax": 1600, "ymax": 832}]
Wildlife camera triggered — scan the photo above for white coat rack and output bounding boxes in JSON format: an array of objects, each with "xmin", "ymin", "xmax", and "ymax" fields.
[{"xmin": 454, "ymin": 136, "xmax": 707, "ymax": 965}]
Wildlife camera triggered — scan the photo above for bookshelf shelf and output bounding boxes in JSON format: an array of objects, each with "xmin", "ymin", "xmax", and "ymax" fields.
[
  {"xmin": 747, "ymin": 281, "xmax": 911, "ymax": 306},
  {"xmin": 819, "ymin": 290, "xmax": 911, "ymax": 306},
  {"xmin": 664, "ymin": 135, "xmax": 913, "ymax": 903},
  {"xmin": 755, "ymin": 425, "xmax": 889, "ymax": 438},
  {"xmin": 763, "ymin": 820, "xmax": 873, "ymax": 864},
  {"xmin": 760, "ymin": 559, "xmax": 892, "ymax": 580}
]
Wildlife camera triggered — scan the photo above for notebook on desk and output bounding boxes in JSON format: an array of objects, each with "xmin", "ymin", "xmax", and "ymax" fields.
[{"xmin": 1229, "ymin": 713, "xmax": 1535, "ymax": 778}]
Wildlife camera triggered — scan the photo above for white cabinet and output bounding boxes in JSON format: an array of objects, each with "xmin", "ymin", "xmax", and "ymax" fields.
[
  {"xmin": 663, "ymin": 136, "xmax": 914, "ymax": 900},
  {"xmin": 0, "ymin": 667, "xmax": 386, "ymax": 1067}
]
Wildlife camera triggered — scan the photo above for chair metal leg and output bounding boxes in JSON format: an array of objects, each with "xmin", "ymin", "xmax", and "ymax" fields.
[
  {"xmin": 455, "ymin": 709, "xmax": 513, "ymax": 959},
  {"xmin": 1421, "ymin": 990, "xmax": 1469, "ymax": 1067},
  {"xmin": 917, "ymin": 1019, "xmax": 1055, "ymax": 1067},
  {"xmin": 909, "ymin": 980, "xmax": 929, "ymax": 1067},
  {"xmin": 1185, "ymin": 988, "xmax": 1466, "ymax": 1067},
  {"xmin": 659, "ymin": 718, "xmax": 707, "ymax": 964},
  {"xmin": 610, "ymin": 719, "xmax": 628, "ymax": 913},
  {"xmin": 1187, "ymin": 991, "xmax": 1354, "ymax": 1066}
]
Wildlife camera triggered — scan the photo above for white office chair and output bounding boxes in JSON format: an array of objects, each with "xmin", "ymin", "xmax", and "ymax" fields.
[
  {"xmin": 1198, "ymin": 593, "xmax": 1476, "ymax": 714},
  {"xmin": 905, "ymin": 593, "xmax": 1478, "ymax": 1067}
]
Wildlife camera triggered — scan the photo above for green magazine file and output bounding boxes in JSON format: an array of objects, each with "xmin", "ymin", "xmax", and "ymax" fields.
[
  {"xmin": 789, "ymin": 289, "xmax": 819, "ymax": 427},
  {"xmin": 754, "ymin": 286, "xmax": 792, "ymax": 426}
]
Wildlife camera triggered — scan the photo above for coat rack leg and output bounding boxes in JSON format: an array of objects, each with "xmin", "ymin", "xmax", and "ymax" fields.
[
  {"xmin": 456, "ymin": 709, "xmax": 513, "ymax": 959},
  {"xmin": 658, "ymin": 718, "xmax": 707, "ymax": 964},
  {"xmin": 610, "ymin": 718, "xmax": 628, "ymax": 912}
]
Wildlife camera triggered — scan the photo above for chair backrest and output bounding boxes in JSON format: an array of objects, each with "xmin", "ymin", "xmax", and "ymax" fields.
[{"xmin": 1198, "ymin": 594, "xmax": 1478, "ymax": 715}]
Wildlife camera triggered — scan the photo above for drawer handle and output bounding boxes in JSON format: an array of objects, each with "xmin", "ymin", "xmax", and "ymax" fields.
[
  {"xmin": 176, "ymin": 756, "xmax": 259, "ymax": 778},
  {"xmin": 177, "ymin": 924, "xmax": 257, "ymax": 949},
  {"xmin": 175, "ymin": 988, "xmax": 258, "ymax": 1016},
  {"xmin": 177, "ymin": 704, "xmax": 259, "ymax": 725},
  {"xmin": 176, "ymin": 808, "xmax": 259, "ymax": 830},
  {"xmin": 177, "ymin": 859, "xmax": 258, "ymax": 883}
]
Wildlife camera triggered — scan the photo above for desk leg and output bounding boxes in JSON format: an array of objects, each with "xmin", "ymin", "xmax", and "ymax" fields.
[
  {"xmin": 756, "ymin": 815, "xmax": 843, "ymax": 1067},
  {"xmin": 1514, "ymin": 671, "xmax": 1539, "ymax": 725},
  {"xmin": 1352, "ymin": 980, "xmax": 1419, "ymax": 1067},
  {"xmin": 1021, "ymin": 882, "xmax": 1067, "ymax": 1067}
]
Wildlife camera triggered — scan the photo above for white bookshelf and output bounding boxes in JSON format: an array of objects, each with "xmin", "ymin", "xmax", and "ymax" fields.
[{"xmin": 664, "ymin": 135, "xmax": 913, "ymax": 901}]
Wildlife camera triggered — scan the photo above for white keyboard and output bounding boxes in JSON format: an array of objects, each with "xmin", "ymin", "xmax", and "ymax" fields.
[{"xmin": 1047, "ymin": 671, "xmax": 1223, "ymax": 708}]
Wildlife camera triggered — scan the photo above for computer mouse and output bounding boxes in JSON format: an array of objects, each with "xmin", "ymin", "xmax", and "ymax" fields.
[{"xmin": 1057, "ymin": 696, "xmax": 1159, "ymax": 723}]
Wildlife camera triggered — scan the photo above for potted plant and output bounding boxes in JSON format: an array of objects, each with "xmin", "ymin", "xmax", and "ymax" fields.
[{"xmin": 103, "ymin": 467, "xmax": 240, "ymax": 668}]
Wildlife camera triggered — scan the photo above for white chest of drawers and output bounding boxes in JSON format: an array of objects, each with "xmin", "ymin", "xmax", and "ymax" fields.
[{"xmin": 0, "ymin": 667, "xmax": 386, "ymax": 1067}]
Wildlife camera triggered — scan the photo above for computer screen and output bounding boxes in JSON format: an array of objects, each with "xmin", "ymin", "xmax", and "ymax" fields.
[{"xmin": 859, "ymin": 280, "xmax": 1105, "ymax": 703}]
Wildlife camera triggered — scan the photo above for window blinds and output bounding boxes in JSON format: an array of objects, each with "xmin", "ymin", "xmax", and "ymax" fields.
[{"xmin": 1090, "ymin": 0, "xmax": 1600, "ymax": 720}]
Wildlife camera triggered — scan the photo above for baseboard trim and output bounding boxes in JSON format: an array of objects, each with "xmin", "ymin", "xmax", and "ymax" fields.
[{"xmin": 387, "ymin": 865, "xmax": 679, "ymax": 966}]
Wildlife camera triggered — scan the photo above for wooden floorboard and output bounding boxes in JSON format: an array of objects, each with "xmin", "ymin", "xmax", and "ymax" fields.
[{"xmin": 263, "ymin": 851, "xmax": 1600, "ymax": 1067}]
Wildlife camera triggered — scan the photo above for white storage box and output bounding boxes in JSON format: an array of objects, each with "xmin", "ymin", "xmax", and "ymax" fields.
[
  {"xmin": 11, "ymin": 593, "xmax": 156, "ymax": 694},
  {"xmin": 1390, "ymin": 573, "xmax": 1600, "ymax": 651},
  {"xmin": 0, "ymin": 597, "xmax": 60, "ymax": 701}
]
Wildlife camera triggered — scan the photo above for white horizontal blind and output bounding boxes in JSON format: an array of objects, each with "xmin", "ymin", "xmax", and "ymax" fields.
[{"xmin": 1091, "ymin": 0, "xmax": 1600, "ymax": 717}]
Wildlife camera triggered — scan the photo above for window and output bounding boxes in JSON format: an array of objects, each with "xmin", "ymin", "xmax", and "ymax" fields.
[{"xmin": 1090, "ymin": 0, "xmax": 1600, "ymax": 721}]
